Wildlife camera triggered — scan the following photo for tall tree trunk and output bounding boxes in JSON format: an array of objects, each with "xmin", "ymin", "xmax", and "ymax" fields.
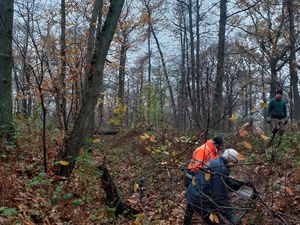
[
  {"xmin": 118, "ymin": 36, "xmax": 127, "ymax": 105},
  {"xmin": 195, "ymin": 0, "xmax": 201, "ymax": 126},
  {"xmin": 0, "ymin": 0, "xmax": 14, "ymax": 135},
  {"xmin": 287, "ymin": 0, "xmax": 300, "ymax": 120},
  {"xmin": 178, "ymin": 2, "xmax": 187, "ymax": 132},
  {"xmin": 85, "ymin": 0, "xmax": 103, "ymax": 136},
  {"xmin": 212, "ymin": 0, "xmax": 227, "ymax": 129},
  {"xmin": 58, "ymin": 0, "xmax": 67, "ymax": 132},
  {"xmin": 147, "ymin": 12, "xmax": 151, "ymax": 123},
  {"xmin": 270, "ymin": 59, "xmax": 277, "ymax": 97},
  {"xmin": 187, "ymin": 0, "xmax": 199, "ymax": 129},
  {"xmin": 55, "ymin": 0, "xmax": 125, "ymax": 177}
]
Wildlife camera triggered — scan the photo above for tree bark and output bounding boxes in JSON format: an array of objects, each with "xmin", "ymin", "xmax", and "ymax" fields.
[
  {"xmin": 55, "ymin": 0, "xmax": 125, "ymax": 177},
  {"xmin": 212, "ymin": 0, "xmax": 227, "ymax": 129},
  {"xmin": 0, "ymin": 0, "xmax": 14, "ymax": 135},
  {"xmin": 118, "ymin": 35, "xmax": 127, "ymax": 105},
  {"xmin": 58, "ymin": 0, "xmax": 67, "ymax": 132},
  {"xmin": 187, "ymin": 0, "xmax": 199, "ymax": 129},
  {"xmin": 287, "ymin": 0, "xmax": 300, "ymax": 120}
]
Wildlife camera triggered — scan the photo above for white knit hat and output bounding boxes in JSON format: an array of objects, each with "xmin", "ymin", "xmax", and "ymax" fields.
[{"xmin": 222, "ymin": 149, "xmax": 244, "ymax": 163}]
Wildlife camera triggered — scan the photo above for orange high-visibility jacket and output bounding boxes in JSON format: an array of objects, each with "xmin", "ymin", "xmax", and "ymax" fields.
[{"xmin": 187, "ymin": 139, "xmax": 220, "ymax": 172}]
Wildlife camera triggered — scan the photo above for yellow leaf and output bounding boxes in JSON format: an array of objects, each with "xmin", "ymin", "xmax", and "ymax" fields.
[
  {"xmin": 260, "ymin": 102, "xmax": 268, "ymax": 109},
  {"xmin": 140, "ymin": 135, "xmax": 146, "ymax": 140},
  {"xmin": 243, "ymin": 141, "xmax": 252, "ymax": 150},
  {"xmin": 93, "ymin": 138, "xmax": 100, "ymax": 143},
  {"xmin": 205, "ymin": 172, "xmax": 211, "ymax": 181},
  {"xmin": 239, "ymin": 129, "xmax": 248, "ymax": 137},
  {"xmin": 260, "ymin": 135, "xmax": 269, "ymax": 141},
  {"xmin": 144, "ymin": 133, "xmax": 150, "ymax": 139},
  {"xmin": 133, "ymin": 182, "xmax": 139, "ymax": 193},
  {"xmin": 59, "ymin": 160, "xmax": 69, "ymax": 166},
  {"xmin": 229, "ymin": 113, "xmax": 238, "ymax": 123},
  {"xmin": 209, "ymin": 213, "xmax": 220, "ymax": 223},
  {"xmin": 192, "ymin": 177, "xmax": 196, "ymax": 186},
  {"xmin": 171, "ymin": 151, "xmax": 176, "ymax": 157},
  {"xmin": 133, "ymin": 213, "xmax": 143, "ymax": 225}
]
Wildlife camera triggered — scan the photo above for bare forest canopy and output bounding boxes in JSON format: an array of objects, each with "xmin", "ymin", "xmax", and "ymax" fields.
[{"xmin": 1, "ymin": 0, "xmax": 300, "ymax": 224}]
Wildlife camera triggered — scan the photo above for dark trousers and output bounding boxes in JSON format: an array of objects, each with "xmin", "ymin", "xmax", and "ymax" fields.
[{"xmin": 183, "ymin": 203, "xmax": 225, "ymax": 225}]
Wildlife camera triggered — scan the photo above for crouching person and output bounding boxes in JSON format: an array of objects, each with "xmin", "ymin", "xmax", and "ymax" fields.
[{"xmin": 183, "ymin": 149, "xmax": 252, "ymax": 225}]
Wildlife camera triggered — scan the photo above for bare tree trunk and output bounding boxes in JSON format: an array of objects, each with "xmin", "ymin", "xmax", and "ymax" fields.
[
  {"xmin": 187, "ymin": 0, "xmax": 199, "ymax": 129},
  {"xmin": 147, "ymin": 11, "xmax": 152, "ymax": 123},
  {"xmin": 0, "ymin": 0, "xmax": 14, "ymax": 136},
  {"xmin": 270, "ymin": 59, "xmax": 277, "ymax": 98},
  {"xmin": 212, "ymin": 0, "xmax": 227, "ymax": 129},
  {"xmin": 85, "ymin": 0, "xmax": 103, "ymax": 136},
  {"xmin": 58, "ymin": 0, "xmax": 67, "ymax": 132},
  {"xmin": 178, "ymin": 2, "xmax": 187, "ymax": 132},
  {"xmin": 287, "ymin": 0, "xmax": 300, "ymax": 120},
  {"xmin": 195, "ymin": 0, "xmax": 201, "ymax": 126},
  {"xmin": 55, "ymin": 0, "xmax": 125, "ymax": 177},
  {"xmin": 118, "ymin": 36, "xmax": 127, "ymax": 105}
]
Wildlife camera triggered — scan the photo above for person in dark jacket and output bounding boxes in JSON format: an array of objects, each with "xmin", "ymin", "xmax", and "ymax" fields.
[
  {"xmin": 183, "ymin": 149, "xmax": 252, "ymax": 225},
  {"xmin": 267, "ymin": 89, "xmax": 287, "ymax": 133}
]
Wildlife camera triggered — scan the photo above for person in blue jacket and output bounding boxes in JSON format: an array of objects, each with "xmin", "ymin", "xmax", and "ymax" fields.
[{"xmin": 183, "ymin": 149, "xmax": 252, "ymax": 225}]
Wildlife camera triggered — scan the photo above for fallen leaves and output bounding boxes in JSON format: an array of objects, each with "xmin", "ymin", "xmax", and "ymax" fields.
[{"xmin": 243, "ymin": 141, "xmax": 252, "ymax": 150}]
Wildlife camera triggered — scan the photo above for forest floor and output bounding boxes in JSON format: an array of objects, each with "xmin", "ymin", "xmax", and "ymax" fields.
[{"xmin": 1, "ymin": 123, "xmax": 300, "ymax": 224}]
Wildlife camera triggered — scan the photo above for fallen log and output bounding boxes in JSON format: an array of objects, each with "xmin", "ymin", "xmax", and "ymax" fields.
[
  {"xmin": 97, "ymin": 130, "xmax": 118, "ymax": 135},
  {"xmin": 98, "ymin": 164, "xmax": 140, "ymax": 218}
]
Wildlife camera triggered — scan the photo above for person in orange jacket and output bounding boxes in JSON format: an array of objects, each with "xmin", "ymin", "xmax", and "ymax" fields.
[{"xmin": 184, "ymin": 136, "xmax": 223, "ymax": 188}]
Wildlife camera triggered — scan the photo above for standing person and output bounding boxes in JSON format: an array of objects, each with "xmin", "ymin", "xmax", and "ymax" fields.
[
  {"xmin": 183, "ymin": 149, "xmax": 252, "ymax": 225},
  {"xmin": 267, "ymin": 89, "xmax": 287, "ymax": 134},
  {"xmin": 184, "ymin": 136, "xmax": 223, "ymax": 188}
]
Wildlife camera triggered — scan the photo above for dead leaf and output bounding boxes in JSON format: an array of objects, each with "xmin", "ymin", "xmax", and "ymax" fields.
[
  {"xmin": 243, "ymin": 141, "xmax": 252, "ymax": 150},
  {"xmin": 239, "ymin": 129, "xmax": 248, "ymax": 137},
  {"xmin": 237, "ymin": 153, "xmax": 245, "ymax": 161},
  {"xmin": 229, "ymin": 113, "xmax": 238, "ymax": 123},
  {"xmin": 205, "ymin": 172, "xmax": 211, "ymax": 181},
  {"xmin": 251, "ymin": 107, "xmax": 257, "ymax": 113},
  {"xmin": 285, "ymin": 187, "xmax": 293, "ymax": 196},
  {"xmin": 260, "ymin": 135, "xmax": 269, "ymax": 141},
  {"xmin": 149, "ymin": 136, "xmax": 156, "ymax": 142},
  {"xmin": 93, "ymin": 138, "xmax": 101, "ymax": 143},
  {"xmin": 133, "ymin": 213, "xmax": 143, "ymax": 225},
  {"xmin": 209, "ymin": 213, "xmax": 220, "ymax": 223},
  {"xmin": 134, "ymin": 182, "xmax": 139, "ymax": 193},
  {"xmin": 260, "ymin": 102, "xmax": 268, "ymax": 109},
  {"xmin": 192, "ymin": 177, "xmax": 196, "ymax": 186},
  {"xmin": 58, "ymin": 160, "xmax": 69, "ymax": 166}
]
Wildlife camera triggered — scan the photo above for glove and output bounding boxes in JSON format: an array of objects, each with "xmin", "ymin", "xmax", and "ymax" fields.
[
  {"xmin": 228, "ymin": 214, "xmax": 241, "ymax": 225},
  {"xmin": 266, "ymin": 117, "xmax": 271, "ymax": 123}
]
